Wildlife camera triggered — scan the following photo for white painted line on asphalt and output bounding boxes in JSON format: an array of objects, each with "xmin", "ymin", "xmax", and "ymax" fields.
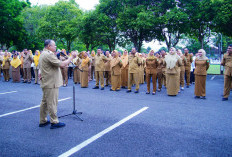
[
  {"xmin": 59, "ymin": 107, "xmax": 149, "ymax": 157},
  {"xmin": 0, "ymin": 91, "xmax": 18, "ymax": 95},
  {"xmin": 211, "ymin": 75, "xmax": 216, "ymax": 80},
  {"xmin": 0, "ymin": 97, "xmax": 71, "ymax": 118}
]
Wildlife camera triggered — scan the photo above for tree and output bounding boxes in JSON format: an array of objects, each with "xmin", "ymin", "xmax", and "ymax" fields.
[
  {"xmin": 0, "ymin": 0, "xmax": 29, "ymax": 49},
  {"xmin": 38, "ymin": 1, "xmax": 82, "ymax": 52},
  {"xmin": 213, "ymin": 0, "xmax": 232, "ymax": 37},
  {"xmin": 179, "ymin": 0, "xmax": 215, "ymax": 49}
]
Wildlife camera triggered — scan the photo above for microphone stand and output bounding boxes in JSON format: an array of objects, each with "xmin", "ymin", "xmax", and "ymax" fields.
[{"xmin": 58, "ymin": 57, "xmax": 83, "ymax": 121}]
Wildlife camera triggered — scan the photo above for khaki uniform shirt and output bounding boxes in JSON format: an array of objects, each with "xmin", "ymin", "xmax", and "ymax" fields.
[
  {"xmin": 146, "ymin": 57, "xmax": 159, "ymax": 74},
  {"xmin": 184, "ymin": 53, "xmax": 193, "ymax": 71},
  {"xmin": 39, "ymin": 49, "xmax": 63, "ymax": 89},
  {"xmin": 194, "ymin": 59, "xmax": 209, "ymax": 76},
  {"xmin": 221, "ymin": 53, "xmax": 232, "ymax": 76},
  {"xmin": 23, "ymin": 53, "xmax": 33, "ymax": 69},
  {"xmin": 95, "ymin": 54, "xmax": 109, "ymax": 72},
  {"xmin": 180, "ymin": 56, "xmax": 187, "ymax": 72},
  {"xmin": 128, "ymin": 55, "xmax": 142, "ymax": 73},
  {"xmin": 2, "ymin": 58, "xmax": 10, "ymax": 69},
  {"xmin": 165, "ymin": 59, "xmax": 182, "ymax": 74},
  {"xmin": 104, "ymin": 56, "xmax": 111, "ymax": 72}
]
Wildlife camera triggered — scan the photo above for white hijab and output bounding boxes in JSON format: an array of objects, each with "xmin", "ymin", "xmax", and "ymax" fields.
[{"xmin": 165, "ymin": 47, "xmax": 179, "ymax": 69}]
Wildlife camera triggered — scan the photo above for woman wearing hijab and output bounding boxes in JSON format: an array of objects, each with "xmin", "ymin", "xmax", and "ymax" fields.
[
  {"xmin": 2, "ymin": 51, "xmax": 11, "ymax": 82},
  {"xmin": 60, "ymin": 49, "xmax": 69, "ymax": 87},
  {"xmin": 10, "ymin": 52, "xmax": 21, "ymax": 82},
  {"xmin": 20, "ymin": 52, "xmax": 24, "ymax": 79},
  {"xmin": 121, "ymin": 50, "xmax": 129, "ymax": 88},
  {"xmin": 146, "ymin": 50, "xmax": 159, "ymax": 95},
  {"xmin": 194, "ymin": 49, "xmax": 210, "ymax": 99},
  {"xmin": 80, "ymin": 51, "xmax": 90, "ymax": 88},
  {"xmin": 73, "ymin": 51, "xmax": 81, "ymax": 84},
  {"xmin": 33, "ymin": 50, "xmax": 40, "ymax": 84},
  {"xmin": 177, "ymin": 49, "xmax": 187, "ymax": 91},
  {"xmin": 139, "ymin": 53, "xmax": 145, "ymax": 84},
  {"xmin": 164, "ymin": 47, "xmax": 182, "ymax": 96},
  {"xmin": 110, "ymin": 50, "xmax": 122, "ymax": 91}
]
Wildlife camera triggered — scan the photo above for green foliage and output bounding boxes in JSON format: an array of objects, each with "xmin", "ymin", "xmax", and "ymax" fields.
[{"xmin": 0, "ymin": 0, "xmax": 29, "ymax": 49}]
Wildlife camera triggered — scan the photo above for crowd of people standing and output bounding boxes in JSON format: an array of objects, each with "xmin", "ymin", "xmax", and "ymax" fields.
[{"xmin": 0, "ymin": 44, "xmax": 232, "ymax": 101}]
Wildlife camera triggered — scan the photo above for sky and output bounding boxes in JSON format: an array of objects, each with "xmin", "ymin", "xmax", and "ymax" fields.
[
  {"xmin": 29, "ymin": 0, "xmax": 99, "ymax": 10},
  {"xmin": 29, "ymin": 0, "xmax": 167, "ymax": 52}
]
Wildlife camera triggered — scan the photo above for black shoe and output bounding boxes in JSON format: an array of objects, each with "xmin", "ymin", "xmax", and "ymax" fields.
[
  {"xmin": 39, "ymin": 120, "xmax": 50, "ymax": 127},
  {"xmin": 152, "ymin": 92, "xmax": 156, "ymax": 95},
  {"xmin": 222, "ymin": 97, "xmax": 228, "ymax": 101},
  {"xmin": 126, "ymin": 90, "xmax": 131, "ymax": 93},
  {"xmin": 28, "ymin": 81, "xmax": 31, "ymax": 84},
  {"xmin": 146, "ymin": 92, "xmax": 150, "ymax": 94},
  {"xmin": 105, "ymin": 85, "xmax": 108, "ymax": 87},
  {"xmin": 23, "ymin": 81, "xmax": 27, "ymax": 83},
  {"xmin": 74, "ymin": 82, "xmax": 77, "ymax": 84},
  {"xmin": 35, "ymin": 82, "xmax": 37, "ymax": 84},
  {"xmin": 116, "ymin": 89, "xmax": 120, "ymax": 91},
  {"xmin": 201, "ymin": 96, "xmax": 206, "ymax": 99},
  {"xmin": 101, "ymin": 87, "xmax": 104, "ymax": 90},
  {"xmin": 110, "ymin": 89, "xmax": 113, "ymax": 91},
  {"xmin": 121, "ymin": 86, "xmax": 126, "ymax": 89},
  {"xmin": 195, "ymin": 96, "xmax": 200, "ymax": 99},
  {"xmin": 157, "ymin": 89, "xmax": 161, "ymax": 92},
  {"xmin": 50, "ymin": 122, "xmax": 65, "ymax": 129},
  {"xmin": 93, "ymin": 86, "xmax": 99, "ymax": 89},
  {"xmin": 134, "ymin": 90, "xmax": 139, "ymax": 93},
  {"xmin": 186, "ymin": 85, "xmax": 189, "ymax": 88}
]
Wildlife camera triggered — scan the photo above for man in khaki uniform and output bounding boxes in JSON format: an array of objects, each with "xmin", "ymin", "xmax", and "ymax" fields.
[
  {"xmin": 39, "ymin": 39, "xmax": 76, "ymax": 129},
  {"xmin": 104, "ymin": 51, "xmax": 112, "ymax": 86},
  {"xmin": 184, "ymin": 48, "xmax": 193, "ymax": 88},
  {"xmin": 221, "ymin": 45, "xmax": 232, "ymax": 101},
  {"xmin": 127, "ymin": 48, "xmax": 142, "ymax": 93},
  {"xmin": 93, "ymin": 49, "xmax": 110, "ymax": 90},
  {"xmin": 23, "ymin": 49, "xmax": 33, "ymax": 83}
]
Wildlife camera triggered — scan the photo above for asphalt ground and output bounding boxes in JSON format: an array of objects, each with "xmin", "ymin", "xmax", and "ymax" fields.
[{"xmin": 0, "ymin": 75, "xmax": 231, "ymax": 157}]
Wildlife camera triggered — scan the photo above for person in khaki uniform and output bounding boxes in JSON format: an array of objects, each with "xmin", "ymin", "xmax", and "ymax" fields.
[
  {"xmin": 164, "ymin": 47, "xmax": 182, "ymax": 96},
  {"xmin": 156, "ymin": 53, "xmax": 163, "ymax": 91},
  {"xmin": 39, "ymin": 39, "xmax": 76, "ymax": 129},
  {"xmin": 73, "ymin": 53, "xmax": 81, "ymax": 84},
  {"xmin": 121, "ymin": 50, "xmax": 129, "ymax": 88},
  {"xmin": 104, "ymin": 51, "xmax": 112, "ymax": 86},
  {"xmin": 79, "ymin": 51, "xmax": 90, "ymax": 88},
  {"xmin": 60, "ymin": 49, "xmax": 69, "ymax": 87},
  {"xmin": 10, "ymin": 52, "xmax": 21, "ymax": 83},
  {"xmin": 2, "ymin": 51, "xmax": 11, "ymax": 82},
  {"xmin": 138, "ymin": 53, "xmax": 145, "ymax": 84},
  {"xmin": 221, "ymin": 45, "xmax": 232, "ymax": 101},
  {"xmin": 127, "ymin": 48, "xmax": 142, "ymax": 93},
  {"xmin": 177, "ymin": 49, "xmax": 187, "ymax": 90},
  {"xmin": 90, "ymin": 50, "xmax": 95, "ymax": 80},
  {"xmin": 194, "ymin": 49, "xmax": 210, "ymax": 99},
  {"xmin": 146, "ymin": 50, "xmax": 159, "ymax": 95},
  {"xmin": 22, "ymin": 49, "xmax": 33, "ymax": 83},
  {"xmin": 160, "ymin": 50, "xmax": 167, "ymax": 87},
  {"xmin": 110, "ymin": 50, "xmax": 122, "ymax": 91},
  {"xmin": 184, "ymin": 48, "xmax": 193, "ymax": 88},
  {"xmin": 33, "ymin": 50, "xmax": 40, "ymax": 84},
  {"xmin": 93, "ymin": 49, "xmax": 110, "ymax": 90}
]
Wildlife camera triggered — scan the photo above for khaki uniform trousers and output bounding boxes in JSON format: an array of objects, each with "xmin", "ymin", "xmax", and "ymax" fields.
[
  {"xmin": 128, "ymin": 73, "xmax": 139, "ymax": 91},
  {"xmin": 40, "ymin": 88, "xmax": 59, "ymax": 124},
  {"xmin": 95, "ymin": 71, "xmax": 104, "ymax": 88},
  {"xmin": 91, "ymin": 66, "xmax": 95, "ymax": 80},
  {"xmin": 223, "ymin": 75, "xmax": 232, "ymax": 98},
  {"xmin": 162, "ymin": 71, "xmax": 166, "ymax": 87},
  {"xmin": 146, "ymin": 73, "xmax": 157, "ymax": 93},
  {"xmin": 34, "ymin": 69, "xmax": 39, "ymax": 84},
  {"xmin": 195, "ymin": 75, "xmax": 206, "ymax": 97},
  {"xmin": 23, "ymin": 68, "xmax": 31, "ymax": 82},
  {"xmin": 157, "ymin": 72, "xmax": 162, "ymax": 90},
  {"xmin": 3, "ymin": 69, "xmax": 10, "ymax": 81},
  {"xmin": 180, "ymin": 71, "xmax": 185, "ymax": 87},
  {"xmin": 61, "ymin": 67, "xmax": 68, "ymax": 85},
  {"xmin": 104, "ymin": 71, "xmax": 111, "ymax": 85},
  {"xmin": 185, "ymin": 69, "xmax": 191, "ymax": 86}
]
